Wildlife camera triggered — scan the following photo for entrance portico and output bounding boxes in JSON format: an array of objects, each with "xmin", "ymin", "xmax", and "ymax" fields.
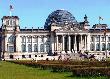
[{"xmin": 54, "ymin": 33, "xmax": 88, "ymax": 54}]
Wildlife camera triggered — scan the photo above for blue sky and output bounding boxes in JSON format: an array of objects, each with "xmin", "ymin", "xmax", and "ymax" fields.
[{"xmin": 0, "ymin": 0, "xmax": 110, "ymax": 29}]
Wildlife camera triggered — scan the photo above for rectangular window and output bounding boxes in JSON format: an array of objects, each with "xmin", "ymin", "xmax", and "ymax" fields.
[
  {"xmin": 96, "ymin": 36, "xmax": 99, "ymax": 42},
  {"xmin": 22, "ymin": 55, "xmax": 26, "ymax": 58},
  {"xmin": 22, "ymin": 37, "xmax": 25, "ymax": 43},
  {"xmin": 34, "ymin": 38, "xmax": 37, "ymax": 43},
  {"xmin": 108, "ymin": 37, "xmax": 110, "ymax": 42},
  {"xmin": 102, "ymin": 37, "xmax": 105, "ymax": 41},
  {"xmin": 8, "ymin": 46, "xmax": 14, "ymax": 53},
  {"xmin": 28, "ymin": 37, "xmax": 32, "ymax": 43},
  {"xmin": 29, "ymin": 55, "xmax": 31, "ymax": 58},
  {"xmin": 91, "ymin": 36, "xmax": 94, "ymax": 42}
]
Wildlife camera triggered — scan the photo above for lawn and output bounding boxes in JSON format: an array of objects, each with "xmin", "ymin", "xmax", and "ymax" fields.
[{"xmin": 0, "ymin": 61, "xmax": 109, "ymax": 79}]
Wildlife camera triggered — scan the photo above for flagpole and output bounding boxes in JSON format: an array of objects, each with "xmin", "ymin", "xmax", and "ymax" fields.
[
  {"xmin": 10, "ymin": 9, "xmax": 12, "ymax": 16},
  {"xmin": 9, "ymin": 0, "xmax": 13, "ymax": 16},
  {"xmin": 99, "ymin": 17, "xmax": 100, "ymax": 24}
]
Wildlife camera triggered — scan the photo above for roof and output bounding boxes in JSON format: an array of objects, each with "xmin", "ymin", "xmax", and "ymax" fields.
[{"xmin": 2, "ymin": 16, "xmax": 19, "ymax": 20}]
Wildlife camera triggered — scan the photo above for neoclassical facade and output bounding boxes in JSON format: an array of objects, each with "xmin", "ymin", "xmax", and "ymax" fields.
[{"xmin": 0, "ymin": 10, "xmax": 110, "ymax": 60}]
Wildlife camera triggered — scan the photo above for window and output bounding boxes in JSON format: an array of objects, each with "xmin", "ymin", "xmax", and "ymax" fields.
[
  {"xmin": 34, "ymin": 38, "xmax": 37, "ymax": 43},
  {"xmin": 90, "ymin": 43, "xmax": 94, "ymax": 51},
  {"xmin": 29, "ymin": 55, "xmax": 31, "ymax": 58},
  {"xmin": 28, "ymin": 44, "xmax": 32, "ymax": 52},
  {"xmin": 8, "ymin": 35, "xmax": 15, "ymax": 43},
  {"xmin": 58, "ymin": 36, "xmax": 62, "ymax": 43},
  {"xmin": 46, "ymin": 44, "xmax": 49, "ymax": 52},
  {"xmin": 22, "ymin": 37, "xmax": 25, "ymax": 43},
  {"xmin": 41, "ymin": 37, "xmax": 44, "ymax": 42},
  {"xmin": 41, "ymin": 55, "xmax": 43, "ymax": 57},
  {"xmin": 102, "ymin": 37, "xmax": 105, "ymax": 41},
  {"xmin": 21, "ymin": 44, "xmax": 26, "ymax": 52},
  {"xmin": 10, "ymin": 19, "xmax": 12, "ymax": 25},
  {"xmin": 6, "ymin": 20, "xmax": 9, "ymax": 25},
  {"xmin": 34, "ymin": 44, "xmax": 38, "ymax": 52},
  {"xmin": 96, "ymin": 36, "xmax": 99, "ymax": 42},
  {"xmin": 28, "ymin": 37, "xmax": 32, "ymax": 43},
  {"xmin": 96, "ymin": 43, "xmax": 100, "ymax": 51},
  {"xmin": 91, "ymin": 37, "xmax": 94, "ymax": 42},
  {"xmin": 8, "ymin": 46, "xmax": 14, "ymax": 53},
  {"xmin": 22, "ymin": 55, "xmax": 25, "ymax": 58},
  {"xmin": 108, "ymin": 37, "xmax": 110, "ymax": 42},
  {"xmin": 10, "ymin": 55, "xmax": 13, "ymax": 59},
  {"xmin": 107, "ymin": 43, "xmax": 110, "ymax": 51},
  {"xmin": 102, "ymin": 43, "xmax": 106, "ymax": 51},
  {"xmin": 13, "ymin": 21, "xmax": 16, "ymax": 26},
  {"xmin": 40, "ymin": 44, "xmax": 44, "ymax": 52},
  {"xmin": 35, "ymin": 55, "xmax": 37, "ymax": 57}
]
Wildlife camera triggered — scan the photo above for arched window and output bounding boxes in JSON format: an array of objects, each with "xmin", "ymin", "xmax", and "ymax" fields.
[
  {"xmin": 107, "ymin": 43, "xmax": 110, "ymax": 51},
  {"xmin": 96, "ymin": 43, "xmax": 100, "ymax": 51},
  {"xmin": 34, "ymin": 44, "xmax": 38, "ymax": 52},
  {"xmin": 21, "ymin": 44, "xmax": 26, "ymax": 52},
  {"xmin": 46, "ymin": 44, "xmax": 50, "ymax": 53},
  {"xmin": 28, "ymin": 44, "xmax": 32, "ymax": 52},
  {"xmin": 90, "ymin": 43, "xmax": 94, "ymax": 51},
  {"xmin": 40, "ymin": 44, "xmax": 44, "ymax": 52},
  {"xmin": 8, "ymin": 35, "xmax": 15, "ymax": 43},
  {"xmin": 102, "ymin": 43, "xmax": 106, "ymax": 51},
  {"xmin": 6, "ymin": 20, "xmax": 9, "ymax": 25}
]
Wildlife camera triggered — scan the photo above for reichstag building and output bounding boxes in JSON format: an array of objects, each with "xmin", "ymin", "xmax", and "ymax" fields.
[{"xmin": 0, "ymin": 9, "xmax": 110, "ymax": 60}]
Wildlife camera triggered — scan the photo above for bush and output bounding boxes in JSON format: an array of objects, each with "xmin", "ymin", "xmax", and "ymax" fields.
[
  {"xmin": 72, "ymin": 67, "xmax": 110, "ymax": 76},
  {"xmin": 7, "ymin": 60, "xmax": 110, "ymax": 77}
]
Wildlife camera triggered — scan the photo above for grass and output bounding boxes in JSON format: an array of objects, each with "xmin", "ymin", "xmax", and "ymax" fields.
[{"xmin": 0, "ymin": 61, "xmax": 109, "ymax": 79}]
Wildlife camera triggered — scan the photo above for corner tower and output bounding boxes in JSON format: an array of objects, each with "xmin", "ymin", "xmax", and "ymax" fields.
[{"xmin": 1, "ymin": 16, "xmax": 20, "ymax": 32}]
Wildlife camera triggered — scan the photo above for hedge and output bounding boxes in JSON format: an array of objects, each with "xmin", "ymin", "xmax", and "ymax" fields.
[{"xmin": 7, "ymin": 60, "xmax": 110, "ymax": 76}]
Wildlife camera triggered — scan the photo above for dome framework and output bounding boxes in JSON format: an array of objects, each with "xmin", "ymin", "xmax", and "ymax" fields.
[{"xmin": 44, "ymin": 10, "xmax": 77, "ymax": 30}]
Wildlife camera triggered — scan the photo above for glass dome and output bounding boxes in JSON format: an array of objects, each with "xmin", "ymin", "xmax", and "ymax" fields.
[{"xmin": 44, "ymin": 10, "xmax": 77, "ymax": 30}]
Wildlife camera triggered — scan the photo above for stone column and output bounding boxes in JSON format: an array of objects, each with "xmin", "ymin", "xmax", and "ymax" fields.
[
  {"xmin": 25, "ymin": 36, "xmax": 27, "ymax": 52},
  {"xmin": 54, "ymin": 36, "xmax": 56, "ymax": 52},
  {"xmin": 43, "ymin": 36, "xmax": 45, "ymax": 53},
  {"xmin": 84, "ymin": 35, "xmax": 86, "ymax": 50},
  {"xmin": 105, "ymin": 35, "xmax": 107, "ymax": 51},
  {"xmin": 15, "ymin": 35, "xmax": 18, "ymax": 52},
  {"xmin": 56, "ymin": 35, "xmax": 58, "ymax": 51},
  {"xmin": 31, "ymin": 36, "xmax": 33, "ymax": 52},
  {"xmin": 80, "ymin": 35, "xmax": 82, "ymax": 51},
  {"xmin": 62, "ymin": 35, "xmax": 65, "ymax": 51},
  {"xmin": 99, "ymin": 35, "xmax": 101, "ymax": 51},
  {"xmin": 44, "ymin": 36, "xmax": 47, "ymax": 52},
  {"xmin": 5, "ymin": 36, "xmax": 7, "ymax": 52},
  {"xmin": 37, "ymin": 36, "xmax": 39, "ymax": 52},
  {"xmin": 94, "ymin": 35, "xmax": 96, "ymax": 51},
  {"xmin": 68, "ymin": 35, "xmax": 71, "ymax": 51},
  {"xmin": 86, "ymin": 35, "xmax": 87, "ymax": 50},
  {"xmin": 74, "ymin": 35, "xmax": 77, "ymax": 53}
]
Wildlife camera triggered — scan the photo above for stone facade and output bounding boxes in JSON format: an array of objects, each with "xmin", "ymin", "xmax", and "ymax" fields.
[{"xmin": 0, "ymin": 10, "xmax": 110, "ymax": 60}]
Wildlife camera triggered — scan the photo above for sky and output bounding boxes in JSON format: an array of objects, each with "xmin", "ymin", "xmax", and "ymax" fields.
[{"xmin": 0, "ymin": 0, "xmax": 110, "ymax": 29}]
